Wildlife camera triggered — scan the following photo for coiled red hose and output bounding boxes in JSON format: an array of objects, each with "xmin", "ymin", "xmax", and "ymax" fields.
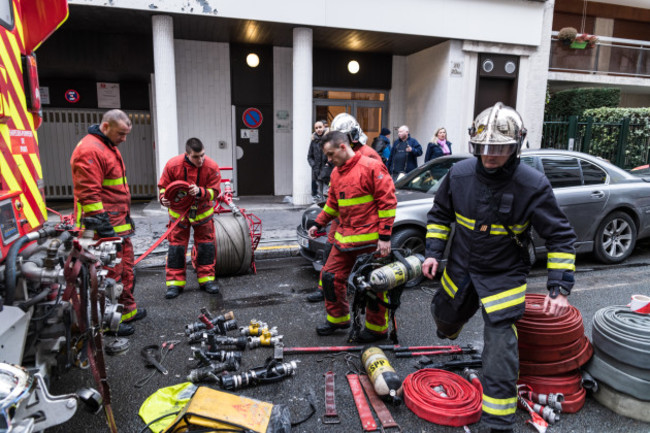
[
  {"xmin": 403, "ymin": 369, "xmax": 482, "ymax": 427},
  {"xmin": 164, "ymin": 180, "xmax": 195, "ymax": 212},
  {"xmin": 519, "ymin": 371, "xmax": 586, "ymax": 413},
  {"xmin": 517, "ymin": 294, "xmax": 593, "ymax": 375}
]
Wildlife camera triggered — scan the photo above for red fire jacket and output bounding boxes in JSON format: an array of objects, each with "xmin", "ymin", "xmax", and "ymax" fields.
[
  {"xmin": 158, "ymin": 154, "xmax": 221, "ymax": 223},
  {"xmin": 71, "ymin": 130, "xmax": 132, "ymax": 235},
  {"xmin": 316, "ymin": 152, "xmax": 396, "ymax": 251}
]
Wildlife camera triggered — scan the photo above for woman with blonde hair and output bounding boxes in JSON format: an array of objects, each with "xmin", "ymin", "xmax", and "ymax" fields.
[{"xmin": 424, "ymin": 127, "xmax": 452, "ymax": 162}]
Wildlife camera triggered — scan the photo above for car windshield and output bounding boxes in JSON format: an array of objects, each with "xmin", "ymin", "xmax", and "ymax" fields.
[{"xmin": 395, "ymin": 157, "xmax": 464, "ymax": 194}]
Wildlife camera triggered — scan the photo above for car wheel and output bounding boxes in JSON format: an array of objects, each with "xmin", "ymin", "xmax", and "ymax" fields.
[
  {"xmin": 391, "ymin": 227, "xmax": 425, "ymax": 255},
  {"xmin": 593, "ymin": 211, "xmax": 637, "ymax": 264}
]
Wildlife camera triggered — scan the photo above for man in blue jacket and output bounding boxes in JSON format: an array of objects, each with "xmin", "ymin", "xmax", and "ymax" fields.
[{"xmin": 387, "ymin": 125, "xmax": 422, "ymax": 179}]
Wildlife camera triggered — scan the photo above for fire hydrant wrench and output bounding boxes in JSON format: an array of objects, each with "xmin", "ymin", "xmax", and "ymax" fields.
[{"xmin": 141, "ymin": 345, "xmax": 168, "ymax": 375}]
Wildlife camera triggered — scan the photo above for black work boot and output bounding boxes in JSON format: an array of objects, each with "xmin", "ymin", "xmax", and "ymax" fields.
[
  {"xmin": 316, "ymin": 321, "xmax": 350, "ymax": 336},
  {"xmin": 105, "ymin": 323, "xmax": 134, "ymax": 337},
  {"xmin": 306, "ymin": 291, "xmax": 324, "ymax": 302},
  {"xmin": 356, "ymin": 328, "xmax": 388, "ymax": 343},
  {"xmin": 165, "ymin": 286, "xmax": 182, "ymax": 299},
  {"xmin": 200, "ymin": 281, "xmax": 220, "ymax": 295},
  {"xmin": 123, "ymin": 308, "xmax": 147, "ymax": 323}
]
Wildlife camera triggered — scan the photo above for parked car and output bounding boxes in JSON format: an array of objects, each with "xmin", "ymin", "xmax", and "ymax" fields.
[{"xmin": 297, "ymin": 150, "xmax": 650, "ymax": 270}]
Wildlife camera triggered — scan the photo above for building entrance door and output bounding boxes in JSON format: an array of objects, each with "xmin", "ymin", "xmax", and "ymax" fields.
[{"xmin": 313, "ymin": 90, "xmax": 388, "ymax": 142}]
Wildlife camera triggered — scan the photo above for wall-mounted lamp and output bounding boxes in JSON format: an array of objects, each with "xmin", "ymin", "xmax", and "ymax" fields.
[
  {"xmin": 246, "ymin": 53, "xmax": 260, "ymax": 68},
  {"xmin": 347, "ymin": 60, "xmax": 360, "ymax": 74}
]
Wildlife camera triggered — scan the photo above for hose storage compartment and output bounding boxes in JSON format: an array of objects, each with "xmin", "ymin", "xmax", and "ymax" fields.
[{"xmin": 212, "ymin": 213, "xmax": 252, "ymax": 276}]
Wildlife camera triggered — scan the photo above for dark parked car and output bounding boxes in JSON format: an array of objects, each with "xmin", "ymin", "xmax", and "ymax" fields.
[{"xmin": 297, "ymin": 150, "xmax": 650, "ymax": 270}]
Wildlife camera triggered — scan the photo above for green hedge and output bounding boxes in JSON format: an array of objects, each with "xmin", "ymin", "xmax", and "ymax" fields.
[
  {"xmin": 584, "ymin": 107, "xmax": 650, "ymax": 168},
  {"xmin": 546, "ymin": 88, "xmax": 620, "ymax": 117}
]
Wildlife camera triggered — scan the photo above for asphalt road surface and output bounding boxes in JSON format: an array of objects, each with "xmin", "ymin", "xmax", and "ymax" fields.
[{"xmin": 48, "ymin": 245, "xmax": 650, "ymax": 433}]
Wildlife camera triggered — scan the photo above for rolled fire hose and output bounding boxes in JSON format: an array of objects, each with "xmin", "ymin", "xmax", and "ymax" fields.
[
  {"xmin": 517, "ymin": 294, "xmax": 593, "ymax": 376},
  {"xmin": 592, "ymin": 381, "xmax": 650, "ymax": 423},
  {"xmin": 403, "ymin": 369, "xmax": 482, "ymax": 427},
  {"xmin": 518, "ymin": 371, "xmax": 586, "ymax": 413},
  {"xmin": 584, "ymin": 305, "xmax": 650, "ymax": 401}
]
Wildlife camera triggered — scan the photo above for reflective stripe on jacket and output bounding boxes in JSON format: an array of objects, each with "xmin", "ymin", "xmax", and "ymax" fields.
[
  {"xmin": 71, "ymin": 128, "xmax": 133, "ymax": 235},
  {"xmin": 316, "ymin": 152, "xmax": 396, "ymax": 251},
  {"xmin": 158, "ymin": 154, "xmax": 222, "ymax": 224},
  {"xmin": 425, "ymin": 158, "xmax": 577, "ymax": 323}
]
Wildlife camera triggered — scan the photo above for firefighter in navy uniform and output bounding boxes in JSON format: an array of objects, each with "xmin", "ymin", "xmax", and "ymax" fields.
[
  {"xmin": 158, "ymin": 138, "xmax": 221, "ymax": 299},
  {"xmin": 307, "ymin": 130, "xmax": 397, "ymax": 343},
  {"xmin": 421, "ymin": 103, "xmax": 577, "ymax": 433}
]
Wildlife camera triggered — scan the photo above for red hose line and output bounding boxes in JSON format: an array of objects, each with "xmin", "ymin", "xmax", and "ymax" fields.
[
  {"xmin": 164, "ymin": 180, "xmax": 195, "ymax": 212},
  {"xmin": 519, "ymin": 371, "xmax": 586, "ymax": 413},
  {"xmin": 403, "ymin": 369, "xmax": 482, "ymax": 427}
]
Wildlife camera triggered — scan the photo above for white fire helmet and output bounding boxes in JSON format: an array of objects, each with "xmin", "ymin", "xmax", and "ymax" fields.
[
  {"xmin": 330, "ymin": 113, "xmax": 368, "ymax": 145},
  {"xmin": 468, "ymin": 102, "xmax": 527, "ymax": 157}
]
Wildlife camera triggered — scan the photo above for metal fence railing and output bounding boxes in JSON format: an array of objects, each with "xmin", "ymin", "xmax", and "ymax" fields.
[{"xmin": 542, "ymin": 115, "xmax": 650, "ymax": 170}]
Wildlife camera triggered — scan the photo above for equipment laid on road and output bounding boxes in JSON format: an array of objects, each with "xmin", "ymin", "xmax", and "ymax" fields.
[
  {"xmin": 416, "ymin": 355, "xmax": 483, "ymax": 371},
  {"xmin": 184, "ymin": 309, "xmax": 236, "ymax": 334},
  {"xmin": 347, "ymin": 250, "xmax": 424, "ymax": 343},
  {"xmin": 361, "ymin": 346, "xmax": 403, "ymax": 404},
  {"xmin": 517, "ymin": 294, "xmax": 593, "ymax": 376},
  {"xmin": 323, "ymin": 370, "xmax": 341, "ymax": 424},
  {"xmin": 220, "ymin": 359, "xmax": 299, "ymax": 391},
  {"xmin": 403, "ymin": 368, "xmax": 482, "ymax": 427},
  {"xmin": 628, "ymin": 294, "xmax": 650, "ymax": 314},
  {"xmin": 585, "ymin": 304, "xmax": 650, "ymax": 416},
  {"xmin": 283, "ymin": 343, "xmax": 468, "ymax": 355},
  {"xmin": 518, "ymin": 372, "xmax": 586, "ymax": 414},
  {"xmin": 187, "ymin": 359, "xmax": 240, "ymax": 384},
  {"xmin": 162, "ymin": 386, "xmax": 291, "ymax": 433},
  {"xmin": 394, "ymin": 344, "xmax": 476, "ymax": 358}
]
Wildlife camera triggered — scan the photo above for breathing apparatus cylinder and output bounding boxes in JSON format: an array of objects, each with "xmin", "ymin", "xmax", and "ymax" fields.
[
  {"xmin": 361, "ymin": 346, "xmax": 403, "ymax": 405},
  {"xmin": 369, "ymin": 254, "xmax": 424, "ymax": 292}
]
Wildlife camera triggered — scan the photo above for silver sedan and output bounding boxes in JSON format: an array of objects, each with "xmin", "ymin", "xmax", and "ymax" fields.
[{"xmin": 296, "ymin": 150, "xmax": 650, "ymax": 270}]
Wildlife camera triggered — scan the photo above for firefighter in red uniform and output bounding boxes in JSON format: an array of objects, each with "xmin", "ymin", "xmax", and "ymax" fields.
[
  {"xmin": 158, "ymin": 137, "xmax": 221, "ymax": 299},
  {"xmin": 71, "ymin": 109, "xmax": 145, "ymax": 337},
  {"xmin": 308, "ymin": 130, "xmax": 397, "ymax": 343},
  {"xmin": 306, "ymin": 113, "xmax": 384, "ymax": 303}
]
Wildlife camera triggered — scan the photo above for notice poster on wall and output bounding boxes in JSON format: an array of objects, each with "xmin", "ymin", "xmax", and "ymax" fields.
[
  {"xmin": 39, "ymin": 87, "xmax": 50, "ymax": 105},
  {"xmin": 97, "ymin": 82, "xmax": 121, "ymax": 108}
]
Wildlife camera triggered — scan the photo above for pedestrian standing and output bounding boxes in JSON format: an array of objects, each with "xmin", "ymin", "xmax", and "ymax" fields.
[
  {"xmin": 424, "ymin": 127, "xmax": 452, "ymax": 162},
  {"xmin": 387, "ymin": 125, "xmax": 422, "ymax": 180},
  {"xmin": 308, "ymin": 130, "xmax": 397, "ymax": 343},
  {"xmin": 421, "ymin": 103, "xmax": 577, "ymax": 433},
  {"xmin": 158, "ymin": 138, "xmax": 221, "ymax": 299},
  {"xmin": 307, "ymin": 120, "xmax": 329, "ymax": 202},
  {"xmin": 70, "ymin": 109, "xmax": 146, "ymax": 337}
]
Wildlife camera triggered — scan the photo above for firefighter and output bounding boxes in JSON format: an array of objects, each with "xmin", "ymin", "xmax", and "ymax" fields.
[
  {"xmin": 71, "ymin": 109, "xmax": 145, "ymax": 337},
  {"xmin": 158, "ymin": 137, "xmax": 221, "ymax": 299},
  {"xmin": 306, "ymin": 113, "xmax": 384, "ymax": 303},
  {"xmin": 421, "ymin": 103, "xmax": 577, "ymax": 433},
  {"xmin": 307, "ymin": 130, "xmax": 397, "ymax": 343}
]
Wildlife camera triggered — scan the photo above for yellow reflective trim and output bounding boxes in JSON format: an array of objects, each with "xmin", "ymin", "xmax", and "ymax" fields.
[
  {"xmin": 29, "ymin": 153, "xmax": 43, "ymax": 179},
  {"xmin": 208, "ymin": 189, "xmax": 215, "ymax": 200},
  {"xmin": 482, "ymin": 284, "xmax": 527, "ymax": 314},
  {"xmin": 482, "ymin": 394, "xmax": 518, "ymax": 416},
  {"xmin": 455, "ymin": 212, "xmax": 475, "ymax": 230},
  {"xmin": 121, "ymin": 309, "xmax": 137, "ymax": 322},
  {"xmin": 366, "ymin": 320, "xmax": 389, "ymax": 332},
  {"xmin": 547, "ymin": 252, "xmax": 576, "ymax": 271},
  {"xmin": 198, "ymin": 276, "xmax": 215, "ymax": 283},
  {"xmin": 13, "ymin": 154, "xmax": 40, "ymax": 228},
  {"xmin": 323, "ymin": 205, "xmax": 339, "ymax": 217},
  {"xmin": 82, "ymin": 202, "xmax": 104, "ymax": 213},
  {"xmin": 441, "ymin": 269, "xmax": 458, "ymax": 299},
  {"xmin": 190, "ymin": 207, "xmax": 214, "ymax": 222},
  {"xmin": 159, "ymin": 188, "xmax": 166, "ymax": 193},
  {"xmin": 334, "ymin": 231, "xmax": 379, "ymax": 244},
  {"xmin": 378, "ymin": 208, "xmax": 396, "ymax": 218},
  {"xmin": 168, "ymin": 208, "xmax": 181, "ymax": 219},
  {"xmin": 102, "ymin": 176, "xmax": 127, "ymax": 186},
  {"xmin": 512, "ymin": 324, "xmax": 518, "ymax": 340},
  {"xmin": 0, "ymin": 36, "xmax": 27, "ymax": 130},
  {"xmin": 427, "ymin": 224, "xmax": 450, "ymax": 240},
  {"xmin": 490, "ymin": 222, "xmax": 529, "ymax": 235},
  {"xmin": 76, "ymin": 203, "xmax": 83, "ymax": 228},
  {"xmin": 327, "ymin": 314, "xmax": 350, "ymax": 324},
  {"xmin": 0, "ymin": 130, "xmax": 39, "ymax": 227},
  {"xmin": 113, "ymin": 223, "xmax": 132, "ymax": 233},
  {"xmin": 166, "ymin": 280, "xmax": 186, "ymax": 286},
  {"xmin": 338, "ymin": 194, "xmax": 373, "ymax": 207}
]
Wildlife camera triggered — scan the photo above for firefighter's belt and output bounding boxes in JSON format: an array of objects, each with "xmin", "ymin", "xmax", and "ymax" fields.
[{"xmin": 163, "ymin": 386, "xmax": 275, "ymax": 433}]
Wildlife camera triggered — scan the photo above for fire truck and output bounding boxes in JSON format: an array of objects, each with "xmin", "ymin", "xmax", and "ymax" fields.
[{"xmin": 1, "ymin": 1, "xmax": 123, "ymax": 431}]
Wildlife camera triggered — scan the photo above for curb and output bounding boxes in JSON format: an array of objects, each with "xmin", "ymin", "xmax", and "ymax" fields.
[{"xmin": 254, "ymin": 243, "xmax": 300, "ymax": 260}]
